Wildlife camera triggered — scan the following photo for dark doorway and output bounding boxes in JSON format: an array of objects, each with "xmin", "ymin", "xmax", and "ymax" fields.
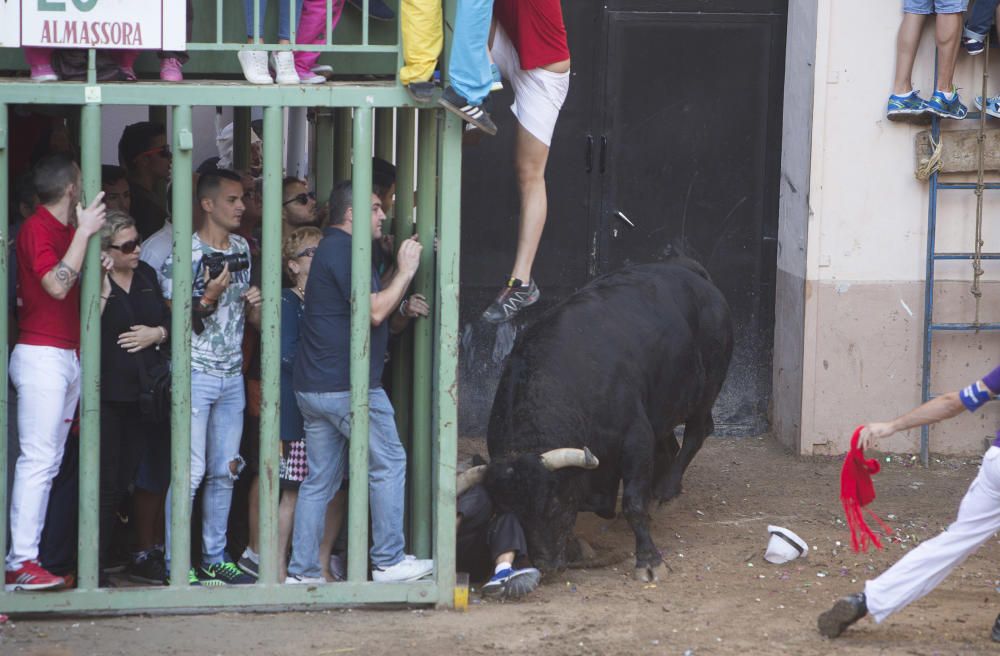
[{"xmin": 459, "ymin": 0, "xmax": 787, "ymax": 437}]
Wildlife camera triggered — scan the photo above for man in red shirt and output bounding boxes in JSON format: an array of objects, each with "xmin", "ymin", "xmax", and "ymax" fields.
[
  {"xmin": 482, "ymin": 0, "xmax": 571, "ymax": 323},
  {"xmin": 5, "ymin": 154, "xmax": 107, "ymax": 591}
]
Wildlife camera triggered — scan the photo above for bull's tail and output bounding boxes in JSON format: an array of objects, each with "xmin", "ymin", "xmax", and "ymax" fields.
[{"xmin": 664, "ymin": 240, "xmax": 713, "ymax": 282}]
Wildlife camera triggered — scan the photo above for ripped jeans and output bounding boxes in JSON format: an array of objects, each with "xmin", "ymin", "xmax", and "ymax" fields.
[{"xmin": 166, "ymin": 369, "xmax": 246, "ymax": 567}]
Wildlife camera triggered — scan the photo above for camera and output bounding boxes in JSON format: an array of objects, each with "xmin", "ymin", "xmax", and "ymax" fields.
[{"xmin": 202, "ymin": 251, "xmax": 250, "ymax": 279}]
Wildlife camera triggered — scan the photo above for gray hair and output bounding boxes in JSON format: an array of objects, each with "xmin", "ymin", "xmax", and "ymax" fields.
[{"xmin": 100, "ymin": 210, "xmax": 136, "ymax": 251}]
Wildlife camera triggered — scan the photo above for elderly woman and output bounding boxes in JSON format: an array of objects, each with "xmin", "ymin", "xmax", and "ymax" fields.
[{"xmin": 98, "ymin": 211, "xmax": 171, "ymax": 585}]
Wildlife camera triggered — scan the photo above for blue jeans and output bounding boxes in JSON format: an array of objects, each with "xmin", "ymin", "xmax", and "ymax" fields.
[
  {"xmin": 965, "ymin": 0, "xmax": 1000, "ymax": 39},
  {"xmin": 288, "ymin": 388, "xmax": 406, "ymax": 577},
  {"xmin": 166, "ymin": 370, "xmax": 246, "ymax": 567},
  {"xmin": 245, "ymin": 0, "xmax": 305, "ymax": 41},
  {"xmin": 448, "ymin": 0, "xmax": 494, "ymax": 105}
]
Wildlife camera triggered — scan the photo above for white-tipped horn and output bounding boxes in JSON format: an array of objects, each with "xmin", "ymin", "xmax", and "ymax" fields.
[
  {"xmin": 456, "ymin": 465, "xmax": 488, "ymax": 497},
  {"xmin": 539, "ymin": 447, "xmax": 600, "ymax": 471}
]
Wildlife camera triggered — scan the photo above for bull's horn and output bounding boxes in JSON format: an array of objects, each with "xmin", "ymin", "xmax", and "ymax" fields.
[
  {"xmin": 456, "ymin": 465, "xmax": 487, "ymax": 497},
  {"xmin": 539, "ymin": 447, "xmax": 600, "ymax": 471}
]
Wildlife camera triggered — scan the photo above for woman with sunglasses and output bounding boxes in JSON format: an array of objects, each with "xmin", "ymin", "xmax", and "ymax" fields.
[{"xmin": 97, "ymin": 211, "xmax": 172, "ymax": 585}]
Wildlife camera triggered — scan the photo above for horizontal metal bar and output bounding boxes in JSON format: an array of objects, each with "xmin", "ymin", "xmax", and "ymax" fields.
[
  {"xmin": 933, "ymin": 252, "xmax": 1000, "ymax": 260},
  {"xmin": 0, "ymin": 81, "xmax": 419, "ymax": 108},
  {"xmin": 185, "ymin": 44, "xmax": 398, "ymax": 52},
  {"xmin": 0, "ymin": 581, "xmax": 439, "ymax": 615},
  {"xmin": 929, "ymin": 322, "xmax": 1000, "ymax": 331},
  {"xmin": 937, "ymin": 182, "xmax": 1000, "ymax": 190}
]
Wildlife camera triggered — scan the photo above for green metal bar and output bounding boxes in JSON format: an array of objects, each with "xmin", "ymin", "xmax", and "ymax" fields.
[
  {"xmin": 169, "ymin": 105, "xmax": 195, "ymax": 587},
  {"xmin": 0, "ymin": 104, "xmax": 9, "ymax": 574},
  {"xmin": 253, "ymin": 0, "xmax": 261, "ymax": 41},
  {"xmin": 390, "ymin": 108, "xmax": 415, "ymax": 444},
  {"xmin": 234, "ymin": 107, "xmax": 252, "ymax": 173},
  {"xmin": 290, "ymin": 0, "xmax": 297, "ymax": 45},
  {"xmin": 0, "ymin": 83, "xmax": 418, "ymax": 109},
  {"xmin": 410, "ymin": 109, "xmax": 438, "ymax": 558},
  {"xmin": 258, "ymin": 106, "xmax": 283, "ymax": 585},
  {"xmin": 348, "ymin": 106, "xmax": 374, "ymax": 583},
  {"xmin": 315, "ymin": 109, "xmax": 336, "ymax": 209},
  {"xmin": 334, "ymin": 108, "xmax": 354, "ymax": 183},
  {"xmin": 183, "ymin": 43, "xmax": 399, "ymax": 52},
  {"xmin": 216, "ymin": 0, "xmax": 224, "ymax": 45},
  {"xmin": 433, "ymin": 111, "xmax": 462, "ymax": 608},
  {"xmin": 362, "ymin": 0, "xmax": 370, "ymax": 45},
  {"xmin": 0, "ymin": 580, "xmax": 439, "ymax": 614},
  {"xmin": 77, "ymin": 101, "xmax": 102, "ymax": 591},
  {"xmin": 375, "ymin": 108, "xmax": 394, "ymax": 162},
  {"xmin": 326, "ymin": 0, "xmax": 334, "ymax": 45}
]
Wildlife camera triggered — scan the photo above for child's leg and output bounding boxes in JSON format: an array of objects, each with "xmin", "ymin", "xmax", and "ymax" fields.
[
  {"xmin": 295, "ymin": 0, "xmax": 345, "ymax": 76},
  {"xmin": 448, "ymin": 0, "xmax": 494, "ymax": 105},
  {"xmin": 935, "ymin": 11, "xmax": 964, "ymax": 92},
  {"xmin": 893, "ymin": 11, "xmax": 929, "ymax": 95},
  {"xmin": 965, "ymin": 0, "xmax": 999, "ymax": 40},
  {"xmin": 399, "ymin": 0, "xmax": 442, "ymax": 85}
]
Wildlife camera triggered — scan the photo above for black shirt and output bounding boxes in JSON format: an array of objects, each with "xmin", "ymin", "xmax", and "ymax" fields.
[
  {"xmin": 293, "ymin": 228, "xmax": 388, "ymax": 393},
  {"xmin": 101, "ymin": 261, "xmax": 171, "ymax": 402},
  {"xmin": 129, "ymin": 182, "xmax": 169, "ymax": 240}
]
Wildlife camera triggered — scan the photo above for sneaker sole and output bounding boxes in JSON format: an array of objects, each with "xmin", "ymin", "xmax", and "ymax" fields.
[
  {"xmin": 237, "ymin": 564, "xmax": 260, "ymax": 579},
  {"xmin": 372, "ymin": 568, "xmax": 434, "ymax": 583},
  {"xmin": 127, "ymin": 574, "xmax": 168, "ymax": 585},
  {"xmin": 438, "ymin": 97, "xmax": 498, "ymax": 136},
  {"xmin": 886, "ymin": 110, "xmax": 930, "ymax": 124},
  {"xmin": 5, "ymin": 580, "xmax": 64, "ymax": 591},
  {"xmin": 925, "ymin": 107, "xmax": 967, "ymax": 120},
  {"xmin": 817, "ymin": 599, "xmax": 864, "ymax": 638}
]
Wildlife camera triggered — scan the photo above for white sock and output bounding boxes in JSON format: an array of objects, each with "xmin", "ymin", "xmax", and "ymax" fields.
[
  {"xmin": 897, "ymin": 89, "xmax": 915, "ymax": 97},
  {"xmin": 242, "ymin": 547, "xmax": 259, "ymax": 564},
  {"xmin": 938, "ymin": 89, "xmax": 956, "ymax": 101},
  {"xmin": 495, "ymin": 562, "xmax": 513, "ymax": 575}
]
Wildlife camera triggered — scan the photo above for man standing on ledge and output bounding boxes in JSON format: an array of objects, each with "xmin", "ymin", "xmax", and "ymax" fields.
[{"xmin": 287, "ymin": 182, "xmax": 434, "ymax": 584}]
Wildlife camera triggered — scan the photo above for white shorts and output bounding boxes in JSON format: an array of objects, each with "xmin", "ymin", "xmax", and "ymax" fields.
[{"xmin": 490, "ymin": 24, "xmax": 570, "ymax": 147}]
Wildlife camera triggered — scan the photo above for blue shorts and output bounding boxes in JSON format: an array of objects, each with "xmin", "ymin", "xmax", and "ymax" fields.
[{"xmin": 904, "ymin": 0, "xmax": 968, "ymax": 14}]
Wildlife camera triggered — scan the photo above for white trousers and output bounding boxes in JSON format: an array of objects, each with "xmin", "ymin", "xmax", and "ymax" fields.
[
  {"xmin": 5, "ymin": 344, "xmax": 80, "ymax": 570},
  {"xmin": 865, "ymin": 445, "xmax": 1000, "ymax": 623}
]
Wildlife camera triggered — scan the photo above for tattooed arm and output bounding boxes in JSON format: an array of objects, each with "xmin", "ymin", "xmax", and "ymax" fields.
[{"xmin": 39, "ymin": 193, "xmax": 106, "ymax": 300}]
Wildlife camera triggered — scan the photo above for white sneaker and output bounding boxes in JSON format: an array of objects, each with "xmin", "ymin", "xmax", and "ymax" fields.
[
  {"xmin": 272, "ymin": 51, "xmax": 298, "ymax": 85},
  {"xmin": 371, "ymin": 557, "xmax": 434, "ymax": 583},
  {"xmin": 285, "ymin": 573, "xmax": 325, "ymax": 584},
  {"xmin": 300, "ymin": 73, "xmax": 327, "ymax": 84},
  {"xmin": 238, "ymin": 50, "xmax": 273, "ymax": 85}
]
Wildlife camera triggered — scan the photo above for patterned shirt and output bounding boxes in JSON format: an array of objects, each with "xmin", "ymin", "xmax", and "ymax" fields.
[{"xmin": 160, "ymin": 233, "xmax": 251, "ymax": 377}]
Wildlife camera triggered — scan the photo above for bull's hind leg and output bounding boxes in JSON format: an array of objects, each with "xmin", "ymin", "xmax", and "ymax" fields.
[
  {"xmin": 655, "ymin": 411, "xmax": 714, "ymax": 502},
  {"xmin": 653, "ymin": 428, "xmax": 680, "ymax": 503},
  {"xmin": 621, "ymin": 413, "xmax": 666, "ymax": 582}
]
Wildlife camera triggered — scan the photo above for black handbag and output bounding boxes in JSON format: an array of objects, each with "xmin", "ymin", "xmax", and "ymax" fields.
[{"xmin": 113, "ymin": 268, "xmax": 172, "ymax": 424}]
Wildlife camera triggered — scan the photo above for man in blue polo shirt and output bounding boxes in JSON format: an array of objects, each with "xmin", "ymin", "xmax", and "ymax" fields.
[
  {"xmin": 819, "ymin": 365, "xmax": 1000, "ymax": 641},
  {"xmin": 287, "ymin": 181, "xmax": 432, "ymax": 584}
]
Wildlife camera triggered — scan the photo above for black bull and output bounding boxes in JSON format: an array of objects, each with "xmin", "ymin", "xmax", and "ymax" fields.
[{"xmin": 481, "ymin": 258, "xmax": 734, "ymax": 582}]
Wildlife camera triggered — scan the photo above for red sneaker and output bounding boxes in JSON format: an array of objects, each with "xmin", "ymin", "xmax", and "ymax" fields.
[{"xmin": 5, "ymin": 560, "xmax": 66, "ymax": 591}]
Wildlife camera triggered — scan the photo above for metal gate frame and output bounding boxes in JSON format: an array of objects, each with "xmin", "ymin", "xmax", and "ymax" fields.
[{"xmin": 0, "ymin": 0, "xmax": 463, "ymax": 614}]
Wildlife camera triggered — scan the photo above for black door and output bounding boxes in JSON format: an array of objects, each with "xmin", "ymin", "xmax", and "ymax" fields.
[{"xmin": 459, "ymin": 1, "xmax": 786, "ymax": 437}]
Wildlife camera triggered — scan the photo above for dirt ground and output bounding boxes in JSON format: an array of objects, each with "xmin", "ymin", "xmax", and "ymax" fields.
[{"xmin": 3, "ymin": 435, "xmax": 1000, "ymax": 656}]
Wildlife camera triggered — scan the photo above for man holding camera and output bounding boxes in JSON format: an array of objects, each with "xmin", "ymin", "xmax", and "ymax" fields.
[{"xmin": 160, "ymin": 169, "xmax": 261, "ymax": 586}]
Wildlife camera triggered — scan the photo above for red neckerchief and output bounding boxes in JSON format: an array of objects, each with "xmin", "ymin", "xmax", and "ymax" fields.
[{"xmin": 841, "ymin": 426, "xmax": 890, "ymax": 552}]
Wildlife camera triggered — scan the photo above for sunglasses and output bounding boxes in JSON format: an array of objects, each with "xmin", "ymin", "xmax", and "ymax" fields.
[
  {"xmin": 138, "ymin": 145, "xmax": 172, "ymax": 159},
  {"xmin": 295, "ymin": 246, "xmax": 317, "ymax": 258},
  {"xmin": 110, "ymin": 239, "xmax": 142, "ymax": 254},
  {"xmin": 283, "ymin": 191, "xmax": 316, "ymax": 206}
]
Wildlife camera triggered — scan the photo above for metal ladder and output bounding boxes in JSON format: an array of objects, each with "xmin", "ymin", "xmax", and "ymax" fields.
[{"xmin": 921, "ymin": 48, "xmax": 998, "ymax": 465}]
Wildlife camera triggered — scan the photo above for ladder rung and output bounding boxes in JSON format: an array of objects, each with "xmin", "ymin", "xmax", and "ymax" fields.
[
  {"xmin": 933, "ymin": 252, "xmax": 1000, "ymax": 260},
  {"xmin": 937, "ymin": 182, "xmax": 1000, "ymax": 190},
  {"xmin": 929, "ymin": 322, "xmax": 1000, "ymax": 331}
]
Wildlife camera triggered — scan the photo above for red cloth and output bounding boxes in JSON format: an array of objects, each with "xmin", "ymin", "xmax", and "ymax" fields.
[
  {"xmin": 841, "ymin": 426, "xmax": 891, "ymax": 553},
  {"xmin": 16, "ymin": 206, "xmax": 80, "ymax": 349},
  {"xmin": 494, "ymin": 0, "xmax": 570, "ymax": 71}
]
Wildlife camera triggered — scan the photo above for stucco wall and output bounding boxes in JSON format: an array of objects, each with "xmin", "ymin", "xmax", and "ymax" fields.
[{"xmin": 784, "ymin": 0, "xmax": 1000, "ymax": 455}]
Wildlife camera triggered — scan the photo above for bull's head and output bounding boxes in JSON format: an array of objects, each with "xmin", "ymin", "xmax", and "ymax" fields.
[{"xmin": 457, "ymin": 448, "xmax": 599, "ymax": 573}]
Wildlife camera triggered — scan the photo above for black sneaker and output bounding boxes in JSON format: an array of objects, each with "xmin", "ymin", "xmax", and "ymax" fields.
[
  {"xmin": 127, "ymin": 550, "xmax": 168, "ymax": 585},
  {"xmin": 406, "ymin": 81, "xmax": 437, "ymax": 104},
  {"xmin": 481, "ymin": 566, "xmax": 540, "ymax": 600},
  {"xmin": 199, "ymin": 561, "xmax": 255, "ymax": 586},
  {"xmin": 818, "ymin": 592, "xmax": 867, "ymax": 638},
  {"xmin": 438, "ymin": 86, "xmax": 498, "ymax": 136},
  {"xmin": 482, "ymin": 278, "xmax": 540, "ymax": 323},
  {"xmin": 991, "ymin": 613, "xmax": 1000, "ymax": 642}
]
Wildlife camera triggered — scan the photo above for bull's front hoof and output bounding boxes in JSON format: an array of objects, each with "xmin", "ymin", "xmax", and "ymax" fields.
[{"xmin": 633, "ymin": 561, "xmax": 667, "ymax": 582}]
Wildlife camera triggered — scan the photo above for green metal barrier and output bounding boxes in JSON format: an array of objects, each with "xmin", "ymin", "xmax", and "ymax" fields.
[{"xmin": 0, "ymin": 0, "xmax": 461, "ymax": 615}]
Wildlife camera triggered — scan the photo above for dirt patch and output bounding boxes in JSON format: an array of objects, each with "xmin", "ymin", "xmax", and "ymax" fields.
[{"xmin": 3, "ymin": 436, "xmax": 999, "ymax": 655}]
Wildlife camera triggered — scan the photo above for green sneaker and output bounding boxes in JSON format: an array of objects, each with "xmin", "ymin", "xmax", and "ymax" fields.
[
  {"xmin": 167, "ymin": 567, "xmax": 200, "ymax": 586},
  {"xmin": 199, "ymin": 561, "xmax": 255, "ymax": 586}
]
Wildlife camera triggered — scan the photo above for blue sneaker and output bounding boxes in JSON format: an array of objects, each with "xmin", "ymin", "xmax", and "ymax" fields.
[
  {"xmin": 925, "ymin": 90, "xmax": 968, "ymax": 120},
  {"xmin": 886, "ymin": 90, "xmax": 929, "ymax": 122},
  {"xmin": 963, "ymin": 36, "xmax": 986, "ymax": 56},
  {"xmin": 975, "ymin": 95, "xmax": 1000, "ymax": 119},
  {"xmin": 480, "ymin": 566, "xmax": 540, "ymax": 600}
]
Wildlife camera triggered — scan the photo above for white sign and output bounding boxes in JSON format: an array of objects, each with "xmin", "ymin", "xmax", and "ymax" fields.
[{"xmin": 0, "ymin": 0, "xmax": 186, "ymax": 51}]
